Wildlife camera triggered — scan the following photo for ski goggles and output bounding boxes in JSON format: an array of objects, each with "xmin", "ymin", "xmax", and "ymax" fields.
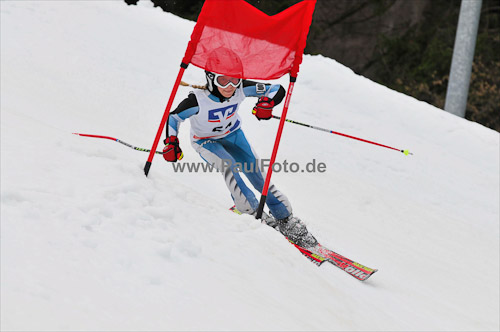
[{"xmin": 213, "ymin": 74, "xmax": 242, "ymax": 88}]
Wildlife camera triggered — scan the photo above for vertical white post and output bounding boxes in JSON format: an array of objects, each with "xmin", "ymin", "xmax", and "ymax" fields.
[{"xmin": 444, "ymin": 0, "xmax": 482, "ymax": 118}]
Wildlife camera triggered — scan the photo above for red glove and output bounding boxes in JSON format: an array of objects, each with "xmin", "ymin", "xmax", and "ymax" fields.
[
  {"xmin": 252, "ymin": 97, "xmax": 274, "ymax": 120},
  {"xmin": 163, "ymin": 136, "xmax": 183, "ymax": 162}
]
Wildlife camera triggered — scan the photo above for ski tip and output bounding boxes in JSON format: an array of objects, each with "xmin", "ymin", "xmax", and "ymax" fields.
[{"xmin": 362, "ymin": 269, "xmax": 378, "ymax": 281}]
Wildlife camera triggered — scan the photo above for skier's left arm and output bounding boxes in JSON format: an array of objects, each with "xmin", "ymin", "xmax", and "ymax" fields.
[{"xmin": 242, "ymin": 80, "xmax": 285, "ymax": 120}]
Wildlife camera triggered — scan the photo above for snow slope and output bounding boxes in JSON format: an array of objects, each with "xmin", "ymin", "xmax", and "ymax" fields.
[{"xmin": 1, "ymin": 1, "xmax": 499, "ymax": 331}]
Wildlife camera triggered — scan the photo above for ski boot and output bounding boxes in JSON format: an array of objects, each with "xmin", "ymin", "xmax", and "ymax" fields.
[
  {"xmin": 275, "ymin": 214, "xmax": 318, "ymax": 248},
  {"xmin": 254, "ymin": 210, "xmax": 277, "ymax": 227}
]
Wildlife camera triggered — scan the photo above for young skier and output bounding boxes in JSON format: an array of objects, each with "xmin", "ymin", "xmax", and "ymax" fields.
[{"xmin": 162, "ymin": 49, "xmax": 316, "ymax": 248}]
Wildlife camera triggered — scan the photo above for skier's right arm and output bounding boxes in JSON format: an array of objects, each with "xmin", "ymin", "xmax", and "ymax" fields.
[{"xmin": 164, "ymin": 93, "xmax": 199, "ymax": 162}]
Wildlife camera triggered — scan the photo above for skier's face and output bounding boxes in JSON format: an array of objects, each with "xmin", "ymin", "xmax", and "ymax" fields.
[{"xmin": 217, "ymin": 84, "xmax": 237, "ymax": 98}]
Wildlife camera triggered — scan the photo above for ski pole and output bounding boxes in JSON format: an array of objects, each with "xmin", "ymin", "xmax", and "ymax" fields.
[
  {"xmin": 72, "ymin": 133, "xmax": 166, "ymax": 154},
  {"xmin": 272, "ymin": 115, "xmax": 413, "ymax": 156},
  {"xmin": 178, "ymin": 80, "xmax": 412, "ymax": 155}
]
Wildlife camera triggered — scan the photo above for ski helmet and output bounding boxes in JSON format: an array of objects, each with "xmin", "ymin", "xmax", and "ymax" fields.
[{"xmin": 204, "ymin": 47, "xmax": 244, "ymax": 97}]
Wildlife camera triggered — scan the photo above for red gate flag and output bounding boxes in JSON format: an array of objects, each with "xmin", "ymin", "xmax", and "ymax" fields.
[
  {"xmin": 144, "ymin": 0, "xmax": 316, "ymax": 177},
  {"xmin": 182, "ymin": 0, "xmax": 317, "ymax": 79}
]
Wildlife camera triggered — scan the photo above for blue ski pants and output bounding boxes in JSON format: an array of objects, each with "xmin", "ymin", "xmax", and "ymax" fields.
[{"xmin": 192, "ymin": 129, "xmax": 292, "ymax": 219}]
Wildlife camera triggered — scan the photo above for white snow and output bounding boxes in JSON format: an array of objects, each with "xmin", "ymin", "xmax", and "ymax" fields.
[{"xmin": 1, "ymin": 1, "xmax": 499, "ymax": 331}]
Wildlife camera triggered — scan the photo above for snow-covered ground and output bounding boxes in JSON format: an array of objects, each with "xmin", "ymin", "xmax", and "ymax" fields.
[{"xmin": 1, "ymin": 1, "xmax": 499, "ymax": 331}]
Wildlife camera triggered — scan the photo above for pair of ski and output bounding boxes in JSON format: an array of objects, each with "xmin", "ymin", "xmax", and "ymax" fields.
[{"xmin": 230, "ymin": 206, "xmax": 377, "ymax": 281}]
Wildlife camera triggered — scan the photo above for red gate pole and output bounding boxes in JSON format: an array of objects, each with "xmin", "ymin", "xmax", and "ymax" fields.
[
  {"xmin": 255, "ymin": 77, "xmax": 296, "ymax": 219},
  {"xmin": 144, "ymin": 63, "xmax": 188, "ymax": 176}
]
